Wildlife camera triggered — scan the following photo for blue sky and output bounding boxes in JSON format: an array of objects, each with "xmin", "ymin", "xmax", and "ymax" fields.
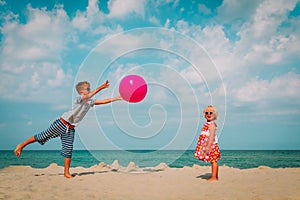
[{"xmin": 0, "ymin": 0, "xmax": 300, "ymax": 151}]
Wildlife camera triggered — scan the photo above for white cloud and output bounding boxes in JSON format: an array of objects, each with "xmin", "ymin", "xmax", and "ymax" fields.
[
  {"xmin": 0, "ymin": 4, "xmax": 73, "ymax": 104},
  {"xmin": 243, "ymin": 34, "xmax": 299, "ymax": 65},
  {"xmin": 236, "ymin": 0, "xmax": 299, "ymax": 58},
  {"xmin": 180, "ymin": 65, "xmax": 203, "ymax": 85},
  {"xmin": 31, "ymin": 72, "xmax": 40, "ymax": 88},
  {"xmin": 72, "ymin": 0, "xmax": 105, "ymax": 31},
  {"xmin": 198, "ymin": 4, "xmax": 211, "ymax": 15},
  {"xmin": 94, "ymin": 31, "xmax": 155, "ymax": 58},
  {"xmin": 232, "ymin": 71, "xmax": 300, "ymax": 103},
  {"xmin": 48, "ymin": 69, "xmax": 66, "ymax": 86},
  {"xmin": 178, "ymin": 2, "xmax": 298, "ymax": 79},
  {"xmin": 72, "ymin": 11, "xmax": 90, "ymax": 30},
  {"xmin": 1, "ymin": 5, "xmax": 70, "ymax": 64},
  {"xmin": 164, "ymin": 18, "xmax": 171, "ymax": 28},
  {"xmin": 169, "ymin": 0, "xmax": 300, "ymax": 119},
  {"xmin": 0, "ymin": 62, "xmax": 73, "ymax": 103},
  {"xmin": 149, "ymin": 16, "xmax": 161, "ymax": 26},
  {"xmin": 174, "ymin": 20, "xmax": 239, "ymax": 80},
  {"xmin": 107, "ymin": 0, "xmax": 145, "ymax": 18},
  {"xmin": 87, "ymin": 0, "xmax": 101, "ymax": 16},
  {"xmin": 217, "ymin": 0, "xmax": 262, "ymax": 23},
  {"xmin": 206, "ymin": 0, "xmax": 300, "ymax": 74},
  {"xmin": 252, "ymin": 0, "xmax": 297, "ymax": 38}
]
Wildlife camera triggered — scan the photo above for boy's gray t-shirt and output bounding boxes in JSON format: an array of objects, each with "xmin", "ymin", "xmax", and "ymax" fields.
[{"xmin": 61, "ymin": 95, "xmax": 95, "ymax": 126}]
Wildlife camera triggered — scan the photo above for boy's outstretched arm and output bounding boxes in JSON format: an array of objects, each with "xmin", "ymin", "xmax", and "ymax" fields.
[
  {"xmin": 82, "ymin": 80, "xmax": 110, "ymax": 101},
  {"xmin": 94, "ymin": 96, "xmax": 123, "ymax": 105}
]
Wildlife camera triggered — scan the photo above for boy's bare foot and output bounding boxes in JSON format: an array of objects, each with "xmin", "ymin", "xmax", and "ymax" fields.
[
  {"xmin": 14, "ymin": 144, "xmax": 23, "ymax": 158},
  {"xmin": 64, "ymin": 173, "xmax": 74, "ymax": 178}
]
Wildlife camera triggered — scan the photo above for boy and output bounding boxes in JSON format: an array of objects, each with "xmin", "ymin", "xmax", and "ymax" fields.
[{"xmin": 14, "ymin": 80, "xmax": 122, "ymax": 178}]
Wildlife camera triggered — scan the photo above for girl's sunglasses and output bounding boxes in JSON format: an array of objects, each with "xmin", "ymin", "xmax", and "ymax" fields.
[{"xmin": 205, "ymin": 112, "xmax": 214, "ymax": 115}]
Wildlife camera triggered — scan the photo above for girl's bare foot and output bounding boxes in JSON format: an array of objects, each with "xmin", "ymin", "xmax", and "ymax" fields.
[
  {"xmin": 14, "ymin": 144, "xmax": 23, "ymax": 157},
  {"xmin": 207, "ymin": 177, "xmax": 218, "ymax": 181},
  {"xmin": 64, "ymin": 173, "xmax": 74, "ymax": 178}
]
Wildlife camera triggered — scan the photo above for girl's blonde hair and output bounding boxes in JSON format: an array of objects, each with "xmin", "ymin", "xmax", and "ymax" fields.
[
  {"xmin": 203, "ymin": 105, "xmax": 218, "ymax": 119},
  {"xmin": 76, "ymin": 81, "xmax": 90, "ymax": 93}
]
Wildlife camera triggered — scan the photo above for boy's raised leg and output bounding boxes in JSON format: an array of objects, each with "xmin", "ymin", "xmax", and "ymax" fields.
[
  {"xmin": 64, "ymin": 157, "xmax": 74, "ymax": 178},
  {"xmin": 14, "ymin": 136, "xmax": 36, "ymax": 157}
]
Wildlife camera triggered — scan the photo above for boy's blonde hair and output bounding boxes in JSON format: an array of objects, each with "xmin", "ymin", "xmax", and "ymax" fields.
[
  {"xmin": 76, "ymin": 81, "xmax": 90, "ymax": 93},
  {"xmin": 203, "ymin": 105, "xmax": 218, "ymax": 119}
]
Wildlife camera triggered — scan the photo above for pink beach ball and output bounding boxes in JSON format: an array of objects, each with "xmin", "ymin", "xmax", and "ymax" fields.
[{"xmin": 119, "ymin": 75, "xmax": 147, "ymax": 103}]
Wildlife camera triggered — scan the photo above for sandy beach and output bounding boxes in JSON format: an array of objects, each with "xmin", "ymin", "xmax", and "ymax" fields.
[{"xmin": 0, "ymin": 161, "xmax": 299, "ymax": 200}]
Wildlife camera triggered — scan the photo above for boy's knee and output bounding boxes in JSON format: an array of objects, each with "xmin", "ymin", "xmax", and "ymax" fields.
[{"xmin": 61, "ymin": 151, "xmax": 72, "ymax": 158}]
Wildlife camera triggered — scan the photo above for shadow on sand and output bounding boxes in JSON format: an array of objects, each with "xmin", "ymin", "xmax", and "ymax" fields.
[
  {"xmin": 34, "ymin": 170, "xmax": 110, "ymax": 177},
  {"xmin": 196, "ymin": 173, "xmax": 211, "ymax": 180}
]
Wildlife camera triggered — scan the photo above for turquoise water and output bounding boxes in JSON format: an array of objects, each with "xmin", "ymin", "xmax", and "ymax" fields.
[{"xmin": 1, "ymin": 150, "xmax": 300, "ymax": 169}]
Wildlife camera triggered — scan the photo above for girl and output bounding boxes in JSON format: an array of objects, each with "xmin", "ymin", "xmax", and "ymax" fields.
[{"xmin": 194, "ymin": 105, "xmax": 220, "ymax": 181}]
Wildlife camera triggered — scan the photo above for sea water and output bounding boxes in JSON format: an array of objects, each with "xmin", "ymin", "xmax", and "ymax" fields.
[{"xmin": 1, "ymin": 150, "xmax": 300, "ymax": 169}]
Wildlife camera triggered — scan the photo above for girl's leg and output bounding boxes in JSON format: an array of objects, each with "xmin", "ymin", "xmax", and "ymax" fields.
[
  {"xmin": 208, "ymin": 162, "xmax": 219, "ymax": 181},
  {"xmin": 64, "ymin": 157, "xmax": 74, "ymax": 178},
  {"xmin": 14, "ymin": 136, "xmax": 36, "ymax": 157}
]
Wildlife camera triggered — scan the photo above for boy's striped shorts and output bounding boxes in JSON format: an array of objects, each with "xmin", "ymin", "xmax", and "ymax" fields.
[{"xmin": 34, "ymin": 119, "xmax": 75, "ymax": 158}]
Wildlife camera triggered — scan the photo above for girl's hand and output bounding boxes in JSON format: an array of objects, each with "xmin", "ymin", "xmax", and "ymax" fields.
[{"xmin": 204, "ymin": 147, "xmax": 211, "ymax": 155}]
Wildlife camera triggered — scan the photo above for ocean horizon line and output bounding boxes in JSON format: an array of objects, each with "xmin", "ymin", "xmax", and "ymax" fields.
[
  {"xmin": 1, "ymin": 149, "xmax": 300, "ymax": 169},
  {"xmin": 1, "ymin": 149, "xmax": 300, "ymax": 151}
]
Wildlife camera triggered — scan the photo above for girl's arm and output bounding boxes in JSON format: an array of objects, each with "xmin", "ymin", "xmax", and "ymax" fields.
[
  {"xmin": 205, "ymin": 121, "xmax": 216, "ymax": 154},
  {"xmin": 82, "ymin": 80, "xmax": 110, "ymax": 101},
  {"xmin": 94, "ymin": 96, "xmax": 123, "ymax": 105}
]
